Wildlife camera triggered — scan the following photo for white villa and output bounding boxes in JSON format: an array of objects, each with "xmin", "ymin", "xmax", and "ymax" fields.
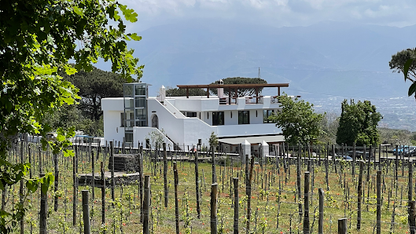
[{"xmin": 101, "ymin": 81, "xmax": 288, "ymax": 154}]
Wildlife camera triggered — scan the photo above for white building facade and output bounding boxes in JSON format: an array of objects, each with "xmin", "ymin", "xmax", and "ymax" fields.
[{"xmin": 102, "ymin": 82, "xmax": 287, "ymax": 153}]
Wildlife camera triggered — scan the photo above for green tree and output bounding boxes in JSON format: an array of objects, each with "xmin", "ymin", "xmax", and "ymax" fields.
[
  {"xmin": 210, "ymin": 77, "xmax": 267, "ymax": 96},
  {"xmin": 268, "ymin": 94, "xmax": 324, "ymax": 146},
  {"xmin": 318, "ymin": 112, "xmax": 339, "ymax": 144},
  {"xmin": 63, "ymin": 66, "xmax": 128, "ymax": 121},
  {"xmin": 389, "ymin": 48, "xmax": 416, "ymax": 98},
  {"xmin": 336, "ymin": 100, "xmax": 382, "ymax": 146},
  {"xmin": 0, "ymin": 0, "xmax": 142, "ymax": 232}
]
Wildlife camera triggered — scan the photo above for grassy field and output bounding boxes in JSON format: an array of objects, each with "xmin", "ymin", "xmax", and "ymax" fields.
[{"xmin": 3, "ymin": 145, "xmax": 415, "ymax": 233}]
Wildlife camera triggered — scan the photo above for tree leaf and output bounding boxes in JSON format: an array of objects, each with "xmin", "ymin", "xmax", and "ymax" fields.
[{"xmin": 408, "ymin": 82, "xmax": 416, "ymax": 97}]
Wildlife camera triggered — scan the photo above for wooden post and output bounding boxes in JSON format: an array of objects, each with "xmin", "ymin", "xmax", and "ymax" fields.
[
  {"xmin": 338, "ymin": 218, "xmax": 347, "ymax": 234},
  {"xmin": 233, "ymin": 178, "xmax": 239, "ymax": 234},
  {"xmin": 139, "ymin": 145, "xmax": 144, "ymax": 223},
  {"xmin": 357, "ymin": 161, "xmax": 364, "ymax": 230},
  {"xmin": 211, "ymin": 146, "xmax": 216, "ymax": 183},
  {"xmin": 173, "ymin": 163, "xmax": 179, "ymax": 234},
  {"xmin": 73, "ymin": 145, "xmax": 77, "ymax": 226},
  {"xmin": 40, "ymin": 173, "xmax": 47, "ymax": 234},
  {"xmin": 92, "ymin": 150, "xmax": 95, "ymax": 200},
  {"xmin": 195, "ymin": 149, "xmax": 201, "ymax": 219},
  {"xmin": 246, "ymin": 156, "xmax": 255, "ymax": 233},
  {"xmin": 325, "ymin": 143, "xmax": 329, "ymax": 191},
  {"xmin": 410, "ymin": 160, "xmax": 413, "ymax": 205},
  {"xmin": 82, "ymin": 190, "xmax": 91, "ymax": 234},
  {"xmin": 110, "ymin": 141, "xmax": 115, "ymax": 204},
  {"xmin": 297, "ymin": 145, "xmax": 302, "ymax": 220},
  {"xmin": 54, "ymin": 153, "xmax": 59, "ymax": 212},
  {"xmin": 395, "ymin": 145, "xmax": 399, "ymax": 181},
  {"xmin": 410, "ymin": 161, "xmax": 415, "ymax": 234},
  {"xmin": 352, "ymin": 142, "xmax": 356, "ymax": 176},
  {"xmin": 211, "ymin": 183, "xmax": 218, "ymax": 234},
  {"xmin": 376, "ymin": 170, "xmax": 381, "ymax": 234},
  {"xmin": 410, "ymin": 201, "xmax": 416, "ymax": 234},
  {"xmin": 318, "ymin": 188, "xmax": 324, "ymax": 234},
  {"xmin": 101, "ymin": 162, "xmax": 106, "ymax": 228},
  {"xmin": 163, "ymin": 143, "xmax": 168, "ymax": 208},
  {"xmin": 303, "ymin": 171, "xmax": 310, "ymax": 234},
  {"xmin": 143, "ymin": 175, "xmax": 150, "ymax": 234},
  {"xmin": 19, "ymin": 141, "xmax": 24, "ymax": 234}
]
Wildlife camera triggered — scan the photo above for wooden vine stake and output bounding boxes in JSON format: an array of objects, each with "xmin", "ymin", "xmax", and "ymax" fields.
[
  {"xmin": 233, "ymin": 178, "xmax": 239, "ymax": 234},
  {"xmin": 19, "ymin": 141, "xmax": 24, "ymax": 234},
  {"xmin": 410, "ymin": 201, "xmax": 416, "ymax": 234},
  {"xmin": 39, "ymin": 173, "xmax": 47, "ymax": 234},
  {"xmin": 54, "ymin": 153, "xmax": 59, "ymax": 212},
  {"xmin": 82, "ymin": 190, "xmax": 91, "ymax": 234},
  {"xmin": 101, "ymin": 162, "xmax": 106, "ymax": 229},
  {"xmin": 195, "ymin": 149, "xmax": 201, "ymax": 219},
  {"xmin": 211, "ymin": 183, "xmax": 218, "ymax": 234},
  {"xmin": 303, "ymin": 171, "xmax": 310, "ymax": 234},
  {"xmin": 376, "ymin": 170, "xmax": 381, "ymax": 234},
  {"xmin": 246, "ymin": 156, "xmax": 255, "ymax": 234},
  {"xmin": 338, "ymin": 218, "xmax": 347, "ymax": 234},
  {"xmin": 357, "ymin": 161, "xmax": 364, "ymax": 230},
  {"xmin": 73, "ymin": 145, "xmax": 78, "ymax": 226},
  {"xmin": 143, "ymin": 175, "xmax": 150, "ymax": 234},
  {"xmin": 163, "ymin": 143, "xmax": 168, "ymax": 208},
  {"xmin": 173, "ymin": 163, "xmax": 179, "ymax": 234},
  {"xmin": 318, "ymin": 188, "xmax": 324, "ymax": 234}
]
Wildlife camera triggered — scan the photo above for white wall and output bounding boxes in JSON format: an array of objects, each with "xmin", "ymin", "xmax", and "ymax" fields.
[
  {"xmin": 224, "ymin": 110, "xmax": 237, "ymax": 125},
  {"xmin": 103, "ymin": 110, "xmax": 124, "ymax": 143},
  {"xmin": 250, "ymin": 110, "xmax": 263, "ymax": 124},
  {"xmin": 216, "ymin": 123, "xmax": 281, "ymax": 137},
  {"xmin": 102, "ymin": 98, "xmax": 124, "ymax": 111}
]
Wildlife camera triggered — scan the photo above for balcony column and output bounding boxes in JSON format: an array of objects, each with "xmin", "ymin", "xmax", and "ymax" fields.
[
  {"xmin": 228, "ymin": 88, "xmax": 231, "ymax": 105},
  {"xmin": 278, "ymin": 87, "xmax": 281, "ymax": 96},
  {"xmin": 255, "ymin": 87, "xmax": 259, "ymax": 104}
]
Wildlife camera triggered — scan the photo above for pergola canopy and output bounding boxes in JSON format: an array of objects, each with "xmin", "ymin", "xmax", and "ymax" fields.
[{"xmin": 177, "ymin": 83, "xmax": 289, "ymax": 98}]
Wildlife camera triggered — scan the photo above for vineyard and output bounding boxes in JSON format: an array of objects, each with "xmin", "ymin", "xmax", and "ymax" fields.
[{"xmin": 3, "ymin": 141, "xmax": 416, "ymax": 233}]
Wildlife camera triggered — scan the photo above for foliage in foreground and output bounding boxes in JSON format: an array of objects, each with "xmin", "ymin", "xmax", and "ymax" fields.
[{"xmin": 0, "ymin": 0, "xmax": 142, "ymax": 232}]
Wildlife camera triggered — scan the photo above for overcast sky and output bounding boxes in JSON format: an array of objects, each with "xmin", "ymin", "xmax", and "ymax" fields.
[{"xmin": 121, "ymin": 0, "xmax": 416, "ymax": 31}]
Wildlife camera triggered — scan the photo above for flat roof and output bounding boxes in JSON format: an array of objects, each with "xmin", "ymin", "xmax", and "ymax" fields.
[{"xmin": 219, "ymin": 135, "xmax": 285, "ymax": 145}]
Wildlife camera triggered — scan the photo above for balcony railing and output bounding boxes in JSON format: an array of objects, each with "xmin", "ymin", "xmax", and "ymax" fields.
[
  {"xmin": 219, "ymin": 97, "xmax": 238, "ymax": 105},
  {"xmin": 245, "ymin": 96, "xmax": 263, "ymax": 104}
]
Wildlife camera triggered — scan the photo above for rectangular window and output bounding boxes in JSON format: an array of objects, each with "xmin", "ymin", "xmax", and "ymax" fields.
[
  {"xmin": 263, "ymin": 110, "xmax": 275, "ymax": 123},
  {"xmin": 135, "ymin": 85, "xmax": 146, "ymax": 96},
  {"xmin": 135, "ymin": 108, "xmax": 147, "ymax": 119},
  {"xmin": 135, "ymin": 97, "xmax": 146, "ymax": 108},
  {"xmin": 238, "ymin": 111, "xmax": 250, "ymax": 124},
  {"xmin": 120, "ymin": 113, "xmax": 125, "ymax": 127},
  {"xmin": 212, "ymin": 112, "xmax": 224, "ymax": 126},
  {"xmin": 125, "ymin": 132, "xmax": 133, "ymax": 143}
]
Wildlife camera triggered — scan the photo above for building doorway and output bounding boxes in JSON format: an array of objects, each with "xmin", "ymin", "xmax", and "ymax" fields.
[{"xmin": 152, "ymin": 114, "xmax": 159, "ymax": 129}]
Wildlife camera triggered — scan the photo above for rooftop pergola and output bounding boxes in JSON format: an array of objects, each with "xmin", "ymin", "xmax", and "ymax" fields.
[{"xmin": 177, "ymin": 83, "xmax": 290, "ymax": 101}]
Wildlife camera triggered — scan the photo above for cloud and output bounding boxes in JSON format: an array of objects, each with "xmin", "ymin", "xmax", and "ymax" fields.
[{"xmin": 120, "ymin": 0, "xmax": 416, "ymax": 31}]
